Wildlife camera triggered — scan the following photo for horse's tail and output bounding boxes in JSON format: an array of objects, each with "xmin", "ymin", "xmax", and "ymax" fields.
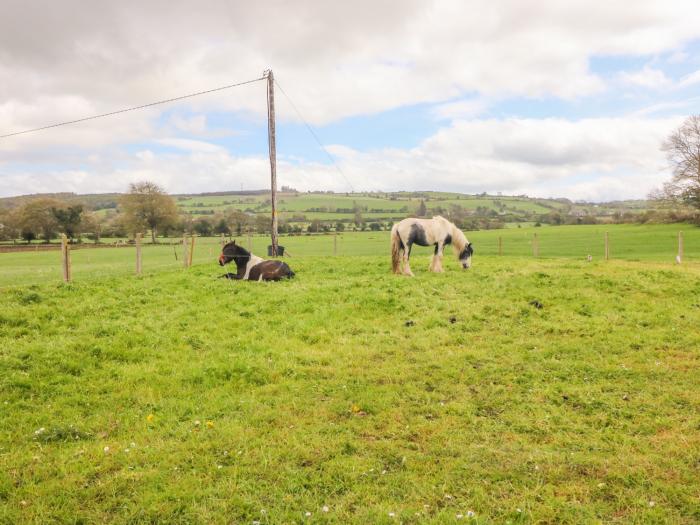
[{"xmin": 390, "ymin": 224, "xmax": 402, "ymax": 274}]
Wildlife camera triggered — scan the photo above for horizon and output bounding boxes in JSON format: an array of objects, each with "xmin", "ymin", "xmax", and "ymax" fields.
[
  {"xmin": 0, "ymin": 187, "xmax": 652, "ymax": 206},
  {"xmin": 2, "ymin": 2, "xmax": 700, "ymax": 201}
]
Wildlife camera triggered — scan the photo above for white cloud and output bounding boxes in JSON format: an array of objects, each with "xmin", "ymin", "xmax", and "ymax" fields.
[
  {"xmin": 679, "ymin": 69, "xmax": 700, "ymax": 88},
  {"xmin": 618, "ymin": 66, "xmax": 672, "ymax": 89},
  {"xmin": 432, "ymin": 99, "xmax": 489, "ymax": 120},
  {"xmin": 1, "ymin": 1, "xmax": 699, "ymax": 199},
  {"xmin": 1, "ymin": 116, "xmax": 682, "ymax": 201}
]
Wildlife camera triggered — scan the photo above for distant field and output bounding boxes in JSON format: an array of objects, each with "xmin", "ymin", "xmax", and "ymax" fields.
[
  {"xmin": 0, "ymin": 224, "xmax": 696, "ymax": 288},
  {"xmin": 176, "ymin": 192, "xmax": 576, "ymax": 218}
]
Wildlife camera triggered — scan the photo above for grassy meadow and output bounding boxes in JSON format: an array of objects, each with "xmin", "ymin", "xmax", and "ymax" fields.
[
  {"xmin": 0, "ymin": 224, "xmax": 697, "ymax": 289},
  {"xmin": 1, "ymin": 224, "xmax": 699, "ymax": 523}
]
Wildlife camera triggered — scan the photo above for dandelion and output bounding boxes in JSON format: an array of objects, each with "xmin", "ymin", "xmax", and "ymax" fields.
[
  {"xmin": 146, "ymin": 414, "xmax": 154, "ymax": 422},
  {"xmin": 206, "ymin": 420, "xmax": 214, "ymax": 428}
]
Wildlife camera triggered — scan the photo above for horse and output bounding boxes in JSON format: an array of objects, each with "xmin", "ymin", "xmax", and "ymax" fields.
[
  {"xmin": 218, "ymin": 241, "xmax": 295, "ymax": 281},
  {"xmin": 391, "ymin": 216, "xmax": 473, "ymax": 276}
]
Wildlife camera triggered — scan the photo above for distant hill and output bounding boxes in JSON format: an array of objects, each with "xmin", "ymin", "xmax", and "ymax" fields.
[{"xmin": 0, "ymin": 189, "xmax": 656, "ymax": 225}]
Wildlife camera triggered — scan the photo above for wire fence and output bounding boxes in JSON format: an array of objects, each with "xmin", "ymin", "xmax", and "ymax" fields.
[{"xmin": 0, "ymin": 226, "xmax": 697, "ymax": 289}]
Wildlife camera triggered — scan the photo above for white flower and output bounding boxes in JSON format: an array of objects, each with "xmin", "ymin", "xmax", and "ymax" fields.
[
  {"xmin": 322, "ymin": 506, "xmax": 329, "ymax": 513},
  {"xmin": 34, "ymin": 427, "xmax": 46, "ymax": 435},
  {"xmin": 305, "ymin": 511, "xmax": 311, "ymax": 517},
  {"xmin": 388, "ymin": 512, "xmax": 395, "ymax": 517},
  {"xmin": 649, "ymin": 501, "xmax": 655, "ymax": 507},
  {"xmin": 456, "ymin": 514, "xmax": 464, "ymax": 519},
  {"xmin": 103, "ymin": 446, "xmax": 110, "ymax": 453},
  {"xmin": 467, "ymin": 510, "xmax": 475, "ymax": 518}
]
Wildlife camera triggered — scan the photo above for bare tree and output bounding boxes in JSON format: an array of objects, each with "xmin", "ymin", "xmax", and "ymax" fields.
[
  {"xmin": 120, "ymin": 182, "xmax": 179, "ymax": 243},
  {"xmin": 658, "ymin": 115, "xmax": 700, "ymax": 210}
]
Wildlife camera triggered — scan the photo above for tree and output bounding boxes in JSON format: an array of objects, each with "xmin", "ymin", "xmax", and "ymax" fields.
[
  {"xmin": 193, "ymin": 218, "xmax": 213, "ymax": 236},
  {"xmin": 120, "ymin": 182, "xmax": 179, "ymax": 243},
  {"xmin": 417, "ymin": 199, "xmax": 427, "ymax": 217},
  {"xmin": 657, "ymin": 115, "xmax": 700, "ymax": 210},
  {"xmin": 213, "ymin": 218, "xmax": 231, "ymax": 235},
  {"xmin": 52, "ymin": 204, "xmax": 84, "ymax": 240},
  {"xmin": 15, "ymin": 198, "xmax": 62, "ymax": 242}
]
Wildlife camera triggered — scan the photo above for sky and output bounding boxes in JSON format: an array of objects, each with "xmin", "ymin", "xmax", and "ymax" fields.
[{"xmin": 1, "ymin": 1, "xmax": 700, "ymax": 201}]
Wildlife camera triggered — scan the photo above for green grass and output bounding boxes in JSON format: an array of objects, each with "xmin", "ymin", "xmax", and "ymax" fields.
[{"xmin": 1, "ymin": 254, "xmax": 699, "ymax": 523}]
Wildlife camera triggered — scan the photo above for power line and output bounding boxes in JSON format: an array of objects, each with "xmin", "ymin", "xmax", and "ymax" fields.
[
  {"xmin": 0, "ymin": 76, "xmax": 265, "ymax": 139},
  {"xmin": 274, "ymin": 79, "xmax": 355, "ymax": 193}
]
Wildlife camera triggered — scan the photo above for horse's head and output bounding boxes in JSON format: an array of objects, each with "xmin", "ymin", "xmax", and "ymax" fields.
[
  {"xmin": 459, "ymin": 242, "xmax": 474, "ymax": 269},
  {"xmin": 219, "ymin": 241, "xmax": 250, "ymax": 269}
]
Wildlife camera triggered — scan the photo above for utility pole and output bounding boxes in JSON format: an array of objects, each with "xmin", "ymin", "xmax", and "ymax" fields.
[{"xmin": 265, "ymin": 69, "xmax": 279, "ymax": 256}]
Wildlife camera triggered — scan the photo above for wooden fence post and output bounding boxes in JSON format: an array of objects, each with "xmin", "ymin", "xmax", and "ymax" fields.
[
  {"xmin": 533, "ymin": 233, "xmax": 539, "ymax": 257},
  {"xmin": 188, "ymin": 235, "xmax": 195, "ymax": 268},
  {"xmin": 135, "ymin": 233, "xmax": 142, "ymax": 275},
  {"xmin": 182, "ymin": 234, "xmax": 189, "ymax": 268},
  {"xmin": 604, "ymin": 232, "xmax": 609, "ymax": 261},
  {"xmin": 678, "ymin": 231, "xmax": 683, "ymax": 263},
  {"xmin": 60, "ymin": 234, "xmax": 71, "ymax": 283},
  {"xmin": 498, "ymin": 236, "xmax": 503, "ymax": 256}
]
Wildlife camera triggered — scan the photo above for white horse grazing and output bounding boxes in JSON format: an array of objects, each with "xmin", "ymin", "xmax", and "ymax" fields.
[{"xmin": 391, "ymin": 216, "xmax": 473, "ymax": 276}]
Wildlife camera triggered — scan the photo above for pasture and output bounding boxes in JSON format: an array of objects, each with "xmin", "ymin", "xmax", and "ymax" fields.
[
  {"xmin": 1, "ymin": 225, "xmax": 699, "ymax": 523},
  {"xmin": 0, "ymin": 224, "xmax": 697, "ymax": 289}
]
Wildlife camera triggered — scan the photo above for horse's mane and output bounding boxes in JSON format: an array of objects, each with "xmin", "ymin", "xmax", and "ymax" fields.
[{"xmin": 437, "ymin": 217, "xmax": 467, "ymax": 253}]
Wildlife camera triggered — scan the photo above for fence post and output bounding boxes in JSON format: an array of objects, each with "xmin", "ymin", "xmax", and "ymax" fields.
[
  {"xmin": 182, "ymin": 234, "xmax": 189, "ymax": 268},
  {"xmin": 60, "ymin": 234, "xmax": 71, "ymax": 283},
  {"xmin": 498, "ymin": 236, "xmax": 503, "ymax": 256},
  {"xmin": 604, "ymin": 232, "xmax": 609, "ymax": 261},
  {"xmin": 188, "ymin": 235, "xmax": 195, "ymax": 268},
  {"xmin": 135, "ymin": 233, "xmax": 142, "ymax": 275},
  {"xmin": 533, "ymin": 233, "xmax": 539, "ymax": 257},
  {"xmin": 678, "ymin": 231, "xmax": 684, "ymax": 263}
]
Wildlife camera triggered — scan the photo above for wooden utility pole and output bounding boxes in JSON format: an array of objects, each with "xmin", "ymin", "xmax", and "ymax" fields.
[
  {"xmin": 678, "ymin": 231, "xmax": 684, "ymax": 263},
  {"xmin": 265, "ymin": 69, "xmax": 279, "ymax": 256}
]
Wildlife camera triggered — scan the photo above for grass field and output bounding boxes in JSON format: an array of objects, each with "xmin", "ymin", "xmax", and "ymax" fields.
[
  {"xmin": 1, "ymin": 224, "xmax": 697, "ymax": 289},
  {"xmin": 1, "ymin": 251, "xmax": 699, "ymax": 523}
]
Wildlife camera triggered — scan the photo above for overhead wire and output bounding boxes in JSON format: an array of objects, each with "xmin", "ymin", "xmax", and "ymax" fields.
[
  {"xmin": 0, "ymin": 76, "xmax": 265, "ymax": 139},
  {"xmin": 273, "ymin": 78, "xmax": 355, "ymax": 193}
]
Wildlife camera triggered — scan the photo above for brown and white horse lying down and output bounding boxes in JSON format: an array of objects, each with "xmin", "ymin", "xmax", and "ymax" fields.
[
  {"xmin": 218, "ymin": 241, "xmax": 294, "ymax": 281},
  {"xmin": 391, "ymin": 216, "xmax": 473, "ymax": 276}
]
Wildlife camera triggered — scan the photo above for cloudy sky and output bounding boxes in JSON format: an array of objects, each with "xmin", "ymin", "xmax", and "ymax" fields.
[{"xmin": 1, "ymin": 0, "xmax": 700, "ymax": 201}]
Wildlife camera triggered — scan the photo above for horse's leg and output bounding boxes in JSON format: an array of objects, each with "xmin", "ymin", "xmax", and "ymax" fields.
[
  {"xmin": 432, "ymin": 243, "xmax": 444, "ymax": 272},
  {"xmin": 403, "ymin": 242, "xmax": 414, "ymax": 276}
]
